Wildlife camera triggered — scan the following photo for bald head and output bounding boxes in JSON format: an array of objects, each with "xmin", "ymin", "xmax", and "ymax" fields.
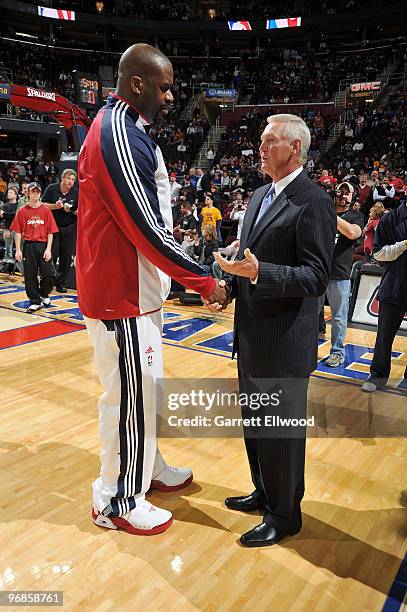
[
  {"xmin": 118, "ymin": 43, "xmax": 171, "ymax": 82},
  {"xmin": 115, "ymin": 43, "xmax": 174, "ymax": 123}
]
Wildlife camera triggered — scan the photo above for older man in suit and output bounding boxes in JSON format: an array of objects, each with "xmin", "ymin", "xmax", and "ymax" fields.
[{"xmin": 212, "ymin": 114, "xmax": 336, "ymax": 547}]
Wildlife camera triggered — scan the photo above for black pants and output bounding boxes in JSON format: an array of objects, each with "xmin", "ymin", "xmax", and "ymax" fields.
[
  {"xmin": 23, "ymin": 241, "xmax": 54, "ymax": 305},
  {"xmin": 52, "ymin": 222, "xmax": 76, "ymax": 287},
  {"xmin": 370, "ymin": 301, "xmax": 407, "ymax": 381},
  {"xmin": 238, "ymin": 362, "xmax": 309, "ymax": 531},
  {"xmin": 318, "ymin": 305, "xmax": 326, "ymax": 333}
]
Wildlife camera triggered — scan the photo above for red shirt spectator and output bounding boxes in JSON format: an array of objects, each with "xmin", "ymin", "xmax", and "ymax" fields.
[
  {"xmin": 11, "ymin": 202, "xmax": 58, "ymax": 242},
  {"xmin": 389, "ymin": 174, "xmax": 404, "ymax": 201},
  {"xmin": 318, "ymin": 170, "xmax": 336, "ymax": 188}
]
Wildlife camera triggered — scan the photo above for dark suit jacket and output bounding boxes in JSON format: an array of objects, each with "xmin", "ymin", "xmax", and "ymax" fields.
[{"xmin": 233, "ymin": 170, "xmax": 336, "ymax": 378}]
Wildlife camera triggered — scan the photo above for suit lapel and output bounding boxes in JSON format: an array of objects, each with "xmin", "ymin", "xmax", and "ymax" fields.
[
  {"xmin": 246, "ymin": 190, "xmax": 290, "ymax": 249},
  {"xmin": 239, "ymin": 171, "xmax": 308, "ymax": 254},
  {"xmin": 240, "ymin": 184, "xmax": 270, "ymax": 250}
]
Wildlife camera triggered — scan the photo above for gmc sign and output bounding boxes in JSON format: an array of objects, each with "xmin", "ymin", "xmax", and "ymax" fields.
[{"xmin": 350, "ymin": 81, "xmax": 381, "ymax": 93}]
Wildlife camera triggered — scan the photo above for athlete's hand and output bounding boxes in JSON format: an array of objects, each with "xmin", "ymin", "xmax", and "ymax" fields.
[{"xmin": 204, "ymin": 279, "xmax": 232, "ymax": 312}]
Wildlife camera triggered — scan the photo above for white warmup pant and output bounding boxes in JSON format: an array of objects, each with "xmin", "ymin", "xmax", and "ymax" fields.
[{"xmin": 85, "ymin": 311, "xmax": 167, "ymax": 517}]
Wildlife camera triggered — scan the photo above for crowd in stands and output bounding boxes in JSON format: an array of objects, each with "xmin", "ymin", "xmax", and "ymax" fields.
[
  {"xmin": 165, "ymin": 165, "xmax": 406, "ymax": 292},
  {"xmin": 0, "ymin": 41, "xmax": 91, "ymax": 101},
  {"xmin": 19, "ymin": 0, "xmax": 402, "ymax": 19},
  {"xmin": 111, "ymin": 0, "xmax": 192, "ymax": 20},
  {"xmin": 166, "ymin": 93, "xmax": 406, "ymax": 283},
  {"xmin": 1, "ymin": 34, "xmax": 405, "ymax": 292},
  {"xmin": 325, "ymin": 86, "xmax": 407, "ymax": 175},
  {"xmin": 1, "ymin": 37, "xmax": 401, "ymax": 110},
  {"xmin": 250, "ymin": 46, "xmax": 396, "ymax": 104},
  {"xmin": 2, "ymin": 86, "xmax": 406, "ymax": 273},
  {"xmin": 227, "ymin": 0, "xmax": 399, "ymax": 19}
]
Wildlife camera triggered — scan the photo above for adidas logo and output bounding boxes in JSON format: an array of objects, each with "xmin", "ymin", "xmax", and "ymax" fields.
[{"xmin": 145, "ymin": 346, "xmax": 154, "ymax": 354}]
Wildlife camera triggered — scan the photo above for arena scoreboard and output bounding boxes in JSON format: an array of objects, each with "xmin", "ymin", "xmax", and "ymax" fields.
[{"xmin": 73, "ymin": 71, "xmax": 102, "ymax": 109}]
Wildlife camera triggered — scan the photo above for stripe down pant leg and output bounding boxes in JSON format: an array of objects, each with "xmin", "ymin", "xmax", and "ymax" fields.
[{"xmin": 84, "ymin": 310, "xmax": 163, "ymax": 517}]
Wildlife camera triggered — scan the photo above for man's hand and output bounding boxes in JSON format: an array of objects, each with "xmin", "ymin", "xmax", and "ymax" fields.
[
  {"xmin": 203, "ymin": 279, "xmax": 232, "ymax": 312},
  {"xmin": 55, "ymin": 199, "xmax": 64, "ymax": 209},
  {"xmin": 15, "ymin": 249, "xmax": 23, "ymax": 262},
  {"xmin": 213, "ymin": 248, "xmax": 259, "ymax": 281},
  {"xmin": 43, "ymin": 248, "xmax": 52, "ymax": 262}
]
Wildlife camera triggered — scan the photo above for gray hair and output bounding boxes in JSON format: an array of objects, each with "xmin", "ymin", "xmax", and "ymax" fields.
[{"xmin": 267, "ymin": 114, "xmax": 311, "ymax": 165}]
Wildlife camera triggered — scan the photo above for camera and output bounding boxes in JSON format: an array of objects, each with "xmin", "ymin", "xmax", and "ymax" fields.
[{"xmin": 62, "ymin": 198, "xmax": 74, "ymax": 210}]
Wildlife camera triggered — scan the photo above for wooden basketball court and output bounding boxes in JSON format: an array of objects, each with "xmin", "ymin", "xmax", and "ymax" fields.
[{"xmin": 1, "ymin": 275, "xmax": 406, "ymax": 611}]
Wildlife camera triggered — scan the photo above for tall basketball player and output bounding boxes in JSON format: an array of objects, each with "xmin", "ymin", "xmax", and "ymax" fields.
[{"xmin": 77, "ymin": 44, "xmax": 227, "ymax": 536}]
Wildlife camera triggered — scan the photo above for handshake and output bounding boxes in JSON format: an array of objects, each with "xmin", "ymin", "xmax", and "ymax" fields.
[
  {"xmin": 202, "ymin": 279, "xmax": 232, "ymax": 313},
  {"xmin": 200, "ymin": 248, "xmax": 260, "ymax": 312}
]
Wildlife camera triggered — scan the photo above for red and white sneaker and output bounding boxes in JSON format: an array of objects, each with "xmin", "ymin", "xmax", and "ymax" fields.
[
  {"xmin": 92, "ymin": 500, "xmax": 173, "ymax": 536},
  {"xmin": 150, "ymin": 465, "xmax": 193, "ymax": 492}
]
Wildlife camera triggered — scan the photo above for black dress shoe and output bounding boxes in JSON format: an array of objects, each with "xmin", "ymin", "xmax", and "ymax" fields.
[
  {"xmin": 55, "ymin": 286, "xmax": 67, "ymax": 293},
  {"xmin": 240, "ymin": 520, "xmax": 301, "ymax": 547},
  {"xmin": 225, "ymin": 491, "xmax": 265, "ymax": 512}
]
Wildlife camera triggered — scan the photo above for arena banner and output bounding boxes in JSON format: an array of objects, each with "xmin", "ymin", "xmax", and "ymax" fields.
[
  {"xmin": 350, "ymin": 81, "xmax": 381, "ymax": 93},
  {"xmin": 227, "ymin": 20, "xmax": 252, "ymax": 30},
  {"xmin": 38, "ymin": 6, "xmax": 76, "ymax": 20},
  {"xmin": 10, "ymin": 84, "xmax": 91, "ymax": 131},
  {"xmin": 266, "ymin": 17, "xmax": 302, "ymax": 29},
  {"xmin": 0, "ymin": 83, "xmax": 10, "ymax": 100},
  {"xmin": 205, "ymin": 88, "xmax": 237, "ymax": 98},
  {"xmin": 351, "ymin": 272, "xmax": 407, "ymax": 330}
]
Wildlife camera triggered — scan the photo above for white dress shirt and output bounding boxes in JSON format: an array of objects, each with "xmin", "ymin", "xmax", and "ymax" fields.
[{"xmin": 272, "ymin": 165, "xmax": 304, "ymax": 198}]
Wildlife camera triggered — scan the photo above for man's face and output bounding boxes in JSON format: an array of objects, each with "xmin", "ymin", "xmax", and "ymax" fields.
[
  {"xmin": 383, "ymin": 177, "xmax": 389, "ymax": 187},
  {"xmin": 336, "ymin": 187, "xmax": 352, "ymax": 210},
  {"xmin": 259, "ymin": 122, "xmax": 296, "ymax": 178},
  {"xmin": 205, "ymin": 196, "xmax": 213, "ymax": 206},
  {"xmin": 29, "ymin": 188, "xmax": 41, "ymax": 203},
  {"xmin": 371, "ymin": 171, "xmax": 378, "ymax": 181},
  {"xmin": 22, "ymin": 184, "xmax": 29, "ymax": 196},
  {"xmin": 360, "ymin": 175, "xmax": 366, "ymax": 185},
  {"xmin": 136, "ymin": 63, "xmax": 174, "ymax": 124},
  {"xmin": 61, "ymin": 173, "xmax": 75, "ymax": 190}
]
